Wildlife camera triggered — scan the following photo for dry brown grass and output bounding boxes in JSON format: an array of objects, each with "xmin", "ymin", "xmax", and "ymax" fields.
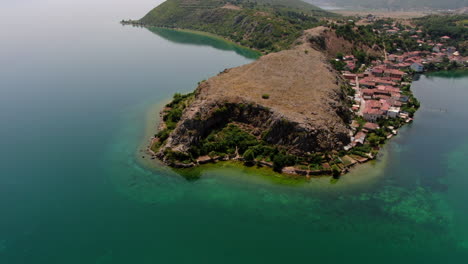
[
  {"xmin": 196, "ymin": 44, "xmax": 345, "ymax": 127},
  {"xmin": 221, "ymin": 3, "xmax": 242, "ymax": 10}
]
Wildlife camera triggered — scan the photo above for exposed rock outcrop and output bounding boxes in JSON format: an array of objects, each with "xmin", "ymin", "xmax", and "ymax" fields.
[{"xmin": 303, "ymin": 26, "xmax": 384, "ymax": 59}]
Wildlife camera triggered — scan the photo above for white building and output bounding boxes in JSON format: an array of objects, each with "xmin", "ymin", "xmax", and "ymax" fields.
[{"xmin": 387, "ymin": 107, "xmax": 400, "ymax": 118}]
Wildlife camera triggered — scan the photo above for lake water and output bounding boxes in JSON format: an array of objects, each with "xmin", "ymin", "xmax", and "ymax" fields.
[{"xmin": 1, "ymin": 1, "xmax": 468, "ymax": 263}]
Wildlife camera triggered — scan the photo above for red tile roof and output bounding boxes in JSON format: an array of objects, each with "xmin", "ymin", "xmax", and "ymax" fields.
[{"xmin": 364, "ymin": 122, "xmax": 380, "ymax": 130}]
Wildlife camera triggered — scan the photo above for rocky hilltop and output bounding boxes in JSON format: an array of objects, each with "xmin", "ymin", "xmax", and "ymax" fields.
[{"xmin": 154, "ymin": 41, "xmax": 352, "ymax": 168}]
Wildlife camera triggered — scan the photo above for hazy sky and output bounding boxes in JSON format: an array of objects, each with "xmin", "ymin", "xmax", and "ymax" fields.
[{"xmin": 0, "ymin": 0, "xmax": 165, "ymax": 22}]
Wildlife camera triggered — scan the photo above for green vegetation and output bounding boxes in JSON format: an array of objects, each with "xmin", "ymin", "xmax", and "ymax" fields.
[
  {"xmin": 152, "ymin": 92, "xmax": 194, "ymax": 152},
  {"xmin": 164, "ymin": 92, "xmax": 194, "ymax": 128},
  {"xmin": 332, "ymin": 21, "xmax": 417, "ymax": 54},
  {"xmin": 414, "ymin": 15, "xmax": 468, "ymax": 56},
  {"xmin": 401, "ymin": 94, "xmax": 420, "ymax": 117},
  {"xmin": 262, "ymin": 94, "xmax": 270, "ymax": 99},
  {"xmin": 138, "ymin": 0, "xmax": 336, "ymax": 53},
  {"xmin": 190, "ymin": 124, "xmax": 259, "ymax": 157},
  {"xmin": 154, "ymin": 92, "xmax": 375, "ymax": 175},
  {"xmin": 159, "ymin": 121, "xmax": 351, "ymax": 174},
  {"xmin": 330, "ymin": 58, "xmax": 346, "ymax": 71},
  {"xmin": 327, "ymin": 0, "xmax": 467, "ymax": 10},
  {"xmin": 187, "ymin": 123, "xmax": 296, "ymax": 172}
]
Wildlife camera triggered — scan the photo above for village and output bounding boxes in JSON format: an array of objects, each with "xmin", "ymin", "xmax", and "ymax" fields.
[{"xmin": 338, "ymin": 18, "xmax": 467, "ymax": 153}]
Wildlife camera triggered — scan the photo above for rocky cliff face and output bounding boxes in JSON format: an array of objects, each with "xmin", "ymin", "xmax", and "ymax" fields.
[
  {"xmin": 156, "ymin": 43, "xmax": 352, "ymax": 163},
  {"xmin": 303, "ymin": 26, "xmax": 384, "ymax": 59}
]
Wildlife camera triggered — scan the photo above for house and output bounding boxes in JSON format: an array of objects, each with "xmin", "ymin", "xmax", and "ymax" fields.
[
  {"xmin": 411, "ymin": 62, "xmax": 424, "ymax": 72},
  {"xmin": 363, "ymin": 108, "xmax": 383, "ymax": 122},
  {"xmin": 392, "ymin": 55, "xmax": 405, "ymax": 63},
  {"xmin": 408, "ymin": 51, "xmax": 423, "ymax": 57},
  {"xmin": 380, "ymin": 100, "xmax": 391, "ymax": 113},
  {"xmin": 447, "ymin": 46, "xmax": 457, "ymax": 54},
  {"xmin": 374, "ymin": 78, "xmax": 397, "ymax": 86},
  {"xmin": 387, "ymin": 107, "xmax": 400, "ymax": 118},
  {"xmin": 366, "ymin": 14, "xmax": 376, "ymax": 22},
  {"xmin": 385, "ymin": 69, "xmax": 405, "ymax": 80},
  {"xmin": 363, "ymin": 100, "xmax": 385, "ymax": 121},
  {"xmin": 343, "ymin": 73, "xmax": 357, "ymax": 81},
  {"xmin": 440, "ymin": 36, "xmax": 451, "ymax": 42},
  {"xmin": 345, "ymin": 61, "xmax": 356, "ymax": 71},
  {"xmin": 363, "ymin": 122, "xmax": 380, "ymax": 131},
  {"xmin": 353, "ymin": 132, "xmax": 367, "ymax": 145},
  {"xmin": 362, "ymin": 89, "xmax": 375, "ymax": 99},
  {"xmin": 395, "ymin": 63, "xmax": 411, "ymax": 69},
  {"xmin": 360, "ymin": 80, "xmax": 376, "ymax": 88},
  {"xmin": 388, "ymin": 54, "xmax": 399, "ymax": 62},
  {"xmin": 372, "ymin": 68, "xmax": 384, "ymax": 77},
  {"xmin": 433, "ymin": 43, "xmax": 444, "ymax": 53}
]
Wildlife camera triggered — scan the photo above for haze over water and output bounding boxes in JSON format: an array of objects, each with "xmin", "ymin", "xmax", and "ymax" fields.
[{"xmin": 1, "ymin": 1, "xmax": 468, "ymax": 263}]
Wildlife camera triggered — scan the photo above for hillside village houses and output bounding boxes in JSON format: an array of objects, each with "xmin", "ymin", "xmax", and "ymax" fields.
[
  {"xmin": 334, "ymin": 15, "xmax": 468, "ymax": 150},
  {"xmin": 339, "ymin": 18, "xmax": 468, "ymax": 150}
]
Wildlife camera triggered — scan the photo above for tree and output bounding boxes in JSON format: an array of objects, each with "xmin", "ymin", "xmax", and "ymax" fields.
[
  {"xmin": 243, "ymin": 148, "xmax": 256, "ymax": 164},
  {"xmin": 368, "ymin": 134, "xmax": 381, "ymax": 147},
  {"xmin": 336, "ymin": 52, "xmax": 344, "ymax": 60},
  {"xmin": 273, "ymin": 154, "xmax": 287, "ymax": 172},
  {"xmin": 331, "ymin": 165, "xmax": 341, "ymax": 177}
]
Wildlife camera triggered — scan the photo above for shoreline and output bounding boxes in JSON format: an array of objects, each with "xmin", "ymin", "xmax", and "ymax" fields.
[
  {"xmin": 120, "ymin": 21, "xmax": 262, "ymax": 58},
  {"xmin": 138, "ymin": 98, "xmax": 391, "ymax": 185},
  {"xmin": 143, "ymin": 44, "xmax": 411, "ymax": 179},
  {"xmin": 136, "ymin": 18, "xmax": 466, "ymax": 180}
]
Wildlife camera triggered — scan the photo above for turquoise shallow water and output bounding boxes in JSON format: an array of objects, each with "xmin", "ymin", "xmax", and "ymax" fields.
[{"xmin": 1, "ymin": 1, "xmax": 468, "ymax": 263}]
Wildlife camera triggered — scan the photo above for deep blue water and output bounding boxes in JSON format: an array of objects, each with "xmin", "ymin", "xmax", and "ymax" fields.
[{"xmin": 1, "ymin": 1, "xmax": 468, "ymax": 263}]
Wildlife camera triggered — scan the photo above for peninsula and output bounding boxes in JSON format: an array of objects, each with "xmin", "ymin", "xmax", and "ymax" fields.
[{"xmin": 126, "ymin": 0, "xmax": 468, "ymax": 177}]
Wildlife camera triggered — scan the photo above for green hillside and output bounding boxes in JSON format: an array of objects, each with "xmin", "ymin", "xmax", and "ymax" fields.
[
  {"xmin": 139, "ymin": 0, "xmax": 335, "ymax": 53},
  {"xmin": 318, "ymin": 0, "xmax": 468, "ymax": 10},
  {"xmin": 232, "ymin": 0, "xmax": 326, "ymax": 11}
]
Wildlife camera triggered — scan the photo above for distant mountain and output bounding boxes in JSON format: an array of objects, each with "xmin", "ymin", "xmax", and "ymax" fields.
[
  {"xmin": 307, "ymin": 0, "xmax": 468, "ymax": 10},
  {"xmin": 138, "ymin": 0, "xmax": 336, "ymax": 52}
]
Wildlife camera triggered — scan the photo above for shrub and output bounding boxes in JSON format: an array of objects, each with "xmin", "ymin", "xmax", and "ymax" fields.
[
  {"xmin": 331, "ymin": 165, "xmax": 341, "ymax": 177},
  {"xmin": 243, "ymin": 148, "xmax": 256, "ymax": 163},
  {"xmin": 262, "ymin": 94, "xmax": 270, "ymax": 99},
  {"xmin": 272, "ymin": 152, "xmax": 296, "ymax": 172}
]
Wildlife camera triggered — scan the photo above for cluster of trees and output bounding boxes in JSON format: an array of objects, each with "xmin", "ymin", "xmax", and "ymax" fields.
[
  {"xmin": 187, "ymin": 124, "xmax": 299, "ymax": 171},
  {"xmin": 414, "ymin": 15, "xmax": 468, "ymax": 56},
  {"xmin": 333, "ymin": 23, "xmax": 383, "ymax": 49},
  {"xmin": 415, "ymin": 15, "xmax": 468, "ymax": 40},
  {"xmin": 181, "ymin": 122, "xmax": 356, "ymax": 173}
]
